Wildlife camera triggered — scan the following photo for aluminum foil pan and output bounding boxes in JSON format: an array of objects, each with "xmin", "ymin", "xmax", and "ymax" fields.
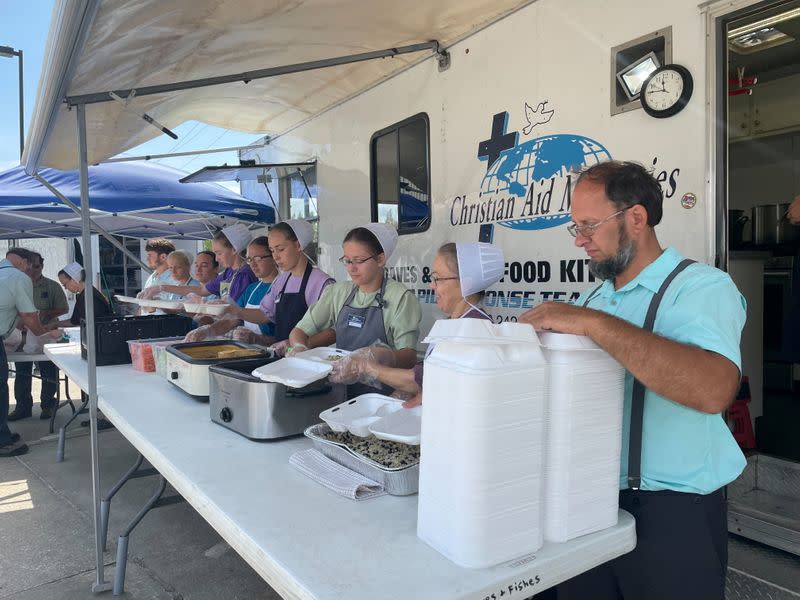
[{"xmin": 304, "ymin": 424, "xmax": 419, "ymax": 496}]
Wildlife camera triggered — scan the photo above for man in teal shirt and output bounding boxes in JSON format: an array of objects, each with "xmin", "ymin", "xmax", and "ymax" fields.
[{"xmin": 522, "ymin": 161, "xmax": 745, "ymax": 600}]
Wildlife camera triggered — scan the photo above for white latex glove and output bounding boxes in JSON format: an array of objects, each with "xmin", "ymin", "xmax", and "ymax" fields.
[
  {"xmin": 329, "ymin": 342, "xmax": 396, "ymax": 386},
  {"xmin": 137, "ymin": 286, "xmax": 164, "ymax": 300},
  {"xmin": 231, "ymin": 327, "xmax": 257, "ymax": 344},
  {"xmin": 269, "ymin": 340, "xmax": 307, "ymax": 357},
  {"xmin": 184, "ymin": 325, "xmax": 213, "ymax": 343},
  {"xmin": 268, "ymin": 339, "xmax": 290, "ymax": 357},
  {"xmin": 286, "ymin": 343, "xmax": 308, "ymax": 357},
  {"xmin": 329, "ymin": 351, "xmax": 375, "ymax": 385}
]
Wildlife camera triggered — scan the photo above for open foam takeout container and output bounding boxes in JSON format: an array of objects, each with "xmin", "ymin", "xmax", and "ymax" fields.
[
  {"xmin": 296, "ymin": 347, "xmax": 351, "ymax": 364},
  {"xmin": 319, "ymin": 393, "xmax": 421, "ymax": 445},
  {"xmin": 138, "ymin": 298, "xmax": 184, "ymax": 310},
  {"xmin": 114, "ymin": 294, "xmax": 183, "ymax": 310},
  {"xmin": 251, "ymin": 357, "xmax": 333, "ymax": 388},
  {"xmin": 182, "ymin": 302, "xmax": 228, "ymax": 316},
  {"xmin": 249, "ymin": 347, "xmax": 350, "ymax": 387}
]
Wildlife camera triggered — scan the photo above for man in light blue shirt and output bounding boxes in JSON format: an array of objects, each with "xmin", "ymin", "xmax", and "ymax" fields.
[
  {"xmin": 1, "ymin": 248, "xmax": 56, "ymax": 456},
  {"xmin": 522, "ymin": 161, "xmax": 745, "ymax": 600},
  {"xmin": 139, "ymin": 238, "xmax": 176, "ymax": 315}
]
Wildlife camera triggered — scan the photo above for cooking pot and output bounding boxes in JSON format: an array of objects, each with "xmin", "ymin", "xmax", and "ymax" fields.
[
  {"xmin": 752, "ymin": 203, "xmax": 800, "ymax": 245},
  {"xmin": 728, "ymin": 209, "xmax": 748, "ymax": 247}
]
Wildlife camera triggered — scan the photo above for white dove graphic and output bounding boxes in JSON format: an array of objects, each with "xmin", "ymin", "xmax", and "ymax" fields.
[{"xmin": 523, "ymin": 101, "xmax": 555, "ymax": 134}]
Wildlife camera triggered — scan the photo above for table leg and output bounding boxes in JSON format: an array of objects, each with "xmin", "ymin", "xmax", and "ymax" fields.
[
  {"xmin": 100, "ymin": 453, "xmax": 160, "ymax": 551},
  {"xmin": 57, "ymin": 393, "xmax": 88, "ymax": 463},
  {"xmin": 112, "ymin": 476, "xmax": 184, "ymax": 596}
]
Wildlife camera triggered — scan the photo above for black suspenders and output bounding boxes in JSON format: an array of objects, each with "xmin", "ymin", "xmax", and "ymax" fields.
[{"xmin": 581, "ymin": 259, "xmax": 696, "ymax": 490}]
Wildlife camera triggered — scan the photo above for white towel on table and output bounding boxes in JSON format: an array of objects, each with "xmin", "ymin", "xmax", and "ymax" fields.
[{"xmin": 289, "ymin": 449, "xmax": 386, "ymax": 501}]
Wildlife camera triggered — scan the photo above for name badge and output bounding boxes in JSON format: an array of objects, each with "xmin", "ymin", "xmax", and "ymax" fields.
[{"xmin": 347, "ymin": 314, "xmax": 365, "ymax": 329}]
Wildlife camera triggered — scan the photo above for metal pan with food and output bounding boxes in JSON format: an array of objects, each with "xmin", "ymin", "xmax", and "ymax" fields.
[
  {"xmin": 304, "ymin": 423, "xmax": 420, "ymax": 495},
  {"xmin": 165, "ymin": 340, "xmax": 272, "ymax": 399}
]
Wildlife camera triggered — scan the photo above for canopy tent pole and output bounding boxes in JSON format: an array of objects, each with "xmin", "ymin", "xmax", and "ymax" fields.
[
  {"xmin": 101, "ymin": 140, "xmax": 269, "ymax": 164},
  {"xmin": 33, "ymin": 173, "xmax": 150, "ymax": 271},
  {"xmin": 65, "ymin": 42, "xmax": 447, "ymax": 107},
  {"xmin": 77, "ymin": 103, "xmax": 112, "ymax": 594}
]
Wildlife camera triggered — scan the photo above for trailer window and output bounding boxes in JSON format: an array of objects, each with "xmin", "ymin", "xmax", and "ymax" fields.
[
  {"xmin": 370, "ymin": 114, "xmax": 430, "ymax": 234},
  {"xmin": 281, "ymin": 167, "xmax": 319, "ymax": 262}
]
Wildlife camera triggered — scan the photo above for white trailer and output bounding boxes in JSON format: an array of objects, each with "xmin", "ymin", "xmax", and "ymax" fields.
[{"xmin": 239, "ymin": 0, "xmax": 724, "ymax": 341}]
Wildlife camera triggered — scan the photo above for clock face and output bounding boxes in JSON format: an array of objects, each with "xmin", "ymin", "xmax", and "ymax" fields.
[
  {"xmin": 643, "ymin": 70, "xmax": 684, "ymax": 111},
  {"xmin": 640, "ymin": 64, "xmax": 693, "ymax": 118}
]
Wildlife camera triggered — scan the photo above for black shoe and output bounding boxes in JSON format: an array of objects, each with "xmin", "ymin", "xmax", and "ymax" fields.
[
  {"xmin": 0, "ymin": 441, "xmax": 29, "ymax": 457},
  {"xmin": 40, "ymin": 407, "xmax": 54, "ymax": 420},
  {"xmin": 80, "ymin": 418, "xmax": 114, "ymax": 431},
  {"xmin": 10, "ymin": 433, "xmax": 20, "ymax": 444},
  {"xmin": 7, "ymin": 409, "xmax": 32, "ymax": 421}
]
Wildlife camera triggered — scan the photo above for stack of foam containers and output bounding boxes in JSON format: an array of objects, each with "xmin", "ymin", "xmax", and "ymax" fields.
[
  {"xmin": 417, "ymin": 319, "xmax": 548, "ymax": 569},
  {"xmin": 538, "ymin": 332, "xmax": 625, "ymax": 543}
]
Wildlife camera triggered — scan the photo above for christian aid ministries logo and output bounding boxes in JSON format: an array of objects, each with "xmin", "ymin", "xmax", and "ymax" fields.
[{"xmin": 450, "ymin": 108, "xmax": 612, "ymax": 231}]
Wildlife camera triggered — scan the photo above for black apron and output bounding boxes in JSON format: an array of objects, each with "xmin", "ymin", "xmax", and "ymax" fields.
[
  {"xmin": 273, "ymin": 261, "xmax": 313, "ymax": 342},
  {"xmin": 334, "ymin": 276, "xmax": 392, "ymax": 398}
]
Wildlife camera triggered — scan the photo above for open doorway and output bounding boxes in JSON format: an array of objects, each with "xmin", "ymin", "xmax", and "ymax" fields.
[
  {"xmin": 721, "ymin": 0, "xmax": 800, "ymax": 573},
  {"xmin": 724, "ymin": 0, "xmax": 800, "ymax": 461}
]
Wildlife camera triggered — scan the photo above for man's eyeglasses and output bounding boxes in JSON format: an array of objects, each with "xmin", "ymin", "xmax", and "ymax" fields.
[
  {"xmin": 339, "ymin": 255, "xmax": 376, "ymax": 266},
  {"xmin": 245, "ymin": 255, "xmax": 272, "ymax": 265},
  {"xmin": 431, "ymin": 275, "xmax": 459, "ymax": 286},
  {"xmin": 566, "ymin": 208, "xmax": 629, "ymax": 238}
]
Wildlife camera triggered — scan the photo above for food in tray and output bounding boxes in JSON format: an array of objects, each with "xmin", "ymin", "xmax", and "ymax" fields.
[
  {"xmin": 326, "ymin": 353, "xmax": 343, "ymax": 362},
  {"xmin": 179, "ymin": 345, "xmax": 262, "ymax": 360},
  {"xmin": 321, "ymin": 430, "xmax": 420, "ymax": 469}
]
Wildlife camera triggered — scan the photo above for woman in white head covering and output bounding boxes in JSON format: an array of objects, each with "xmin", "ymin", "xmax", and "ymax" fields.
[
  {"xmin": 139, "ymin": 223, "xmax": 257, "ymax": 304},
  {"xmin": 329, "ymin": 241, "xmax": 504, "ymax": 406},
  {"xmin": 233, "ymin": 219, "xmax": 335, "ymax": 345},
  {"xmin": 286, "ymin": 223, "xmax": 422, "ymax": 398},
  {"xmin": 54, "ymin": 262, "xmax": 113, "ymax": 326}
]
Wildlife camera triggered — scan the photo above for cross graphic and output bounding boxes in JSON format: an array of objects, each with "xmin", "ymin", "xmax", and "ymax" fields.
[{"xmin": 477, "ymin": 112, "xmax": 518, "ymax": 171}]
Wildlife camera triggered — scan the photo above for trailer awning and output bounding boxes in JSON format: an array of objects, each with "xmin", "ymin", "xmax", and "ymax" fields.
[
  {"xmin": 180, "ymin": 162, "xmax": 317, "ymax": 184},
  {"xmin": 0, "ymin": 162, "xmax": 274, "ymax": 240},
  {"xmin": 23, "ymin": 0, "xmax": 531, "ymax": 172}
]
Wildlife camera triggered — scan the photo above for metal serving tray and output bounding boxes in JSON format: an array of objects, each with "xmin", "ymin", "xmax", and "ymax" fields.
[{"xmin": 304, "ymin": 423, "xmax": 419, "ymax": 496}]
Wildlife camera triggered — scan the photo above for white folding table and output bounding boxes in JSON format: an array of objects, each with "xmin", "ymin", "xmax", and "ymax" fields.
[{"xmin": 45, "ymin": 343, "xmax": 636, "ymax": 599}]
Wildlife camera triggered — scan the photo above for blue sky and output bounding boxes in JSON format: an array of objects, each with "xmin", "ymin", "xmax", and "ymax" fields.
[{"xmin": 0, "ymin": 1, "xmax": 260, "ymax": 185}]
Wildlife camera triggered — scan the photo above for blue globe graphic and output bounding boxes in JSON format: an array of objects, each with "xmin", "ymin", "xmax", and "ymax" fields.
[{"xmin": 480, "ymin": 134, "xmax": 611, "ymax": 199}]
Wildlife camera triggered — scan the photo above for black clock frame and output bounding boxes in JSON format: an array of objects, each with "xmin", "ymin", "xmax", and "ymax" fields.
[{"xmin": 640, "ymin": 64, "xmax": 694, "ymax": 118}]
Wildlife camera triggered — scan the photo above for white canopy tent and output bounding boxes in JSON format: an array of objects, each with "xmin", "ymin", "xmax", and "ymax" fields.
[
  {"xmin": 21, "ymin": 0, "xmax": 534, "ymax": 593},
  {"xmin": 23, "ymin": 0, "xmax": 531, "ymax": 173}
]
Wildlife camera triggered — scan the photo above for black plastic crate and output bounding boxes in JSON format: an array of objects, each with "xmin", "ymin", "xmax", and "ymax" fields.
[{"xmin": 81, "ymin": 314, "xmax": 193, "ymax": 366}]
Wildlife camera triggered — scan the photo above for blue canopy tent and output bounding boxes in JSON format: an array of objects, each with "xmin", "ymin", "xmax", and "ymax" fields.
[{"xmin": 0, "ymin": 162, "xmax": 274, "ymax": 240}]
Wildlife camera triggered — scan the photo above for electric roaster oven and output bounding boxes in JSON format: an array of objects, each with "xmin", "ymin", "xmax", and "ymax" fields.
[
  {"xmin": 208, "ymin": 356, "xmax": 343, "ymax": 440},
  {"xmin": 165, "ymin": 341, "xmax": 270, "ymax": 399}
]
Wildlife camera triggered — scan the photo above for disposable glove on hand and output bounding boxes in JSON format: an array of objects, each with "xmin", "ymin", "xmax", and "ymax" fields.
[
  {"xmin": 231, "ymin": 327, "xmax": 258, "ymax": 344},
  {"xmin": 269, "ymin": 339, "xmax": 291, "ymax": 357},
  {"xmin": 136, "ymin": 286, "xmax": 164, "ymax": 300},
  {"xmin": 329, "ymin": 342, "xmax": 395, "ymax": 386},
  {"xmin": 184, "ymin": 325, "xmax": 214, "ymax": 343}
]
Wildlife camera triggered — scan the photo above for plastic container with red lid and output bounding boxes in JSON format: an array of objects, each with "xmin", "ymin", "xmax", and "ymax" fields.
[{"xmin": 127, "ymin": 337, "xmax": 185, "ymax": 372}]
